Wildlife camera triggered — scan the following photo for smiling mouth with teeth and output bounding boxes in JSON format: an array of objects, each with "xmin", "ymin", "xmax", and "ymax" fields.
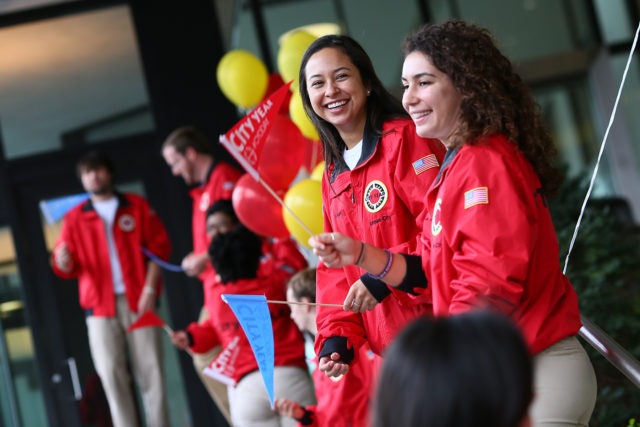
[{"xmin": 327, "ymin": 100, "xmax": 348, "ymax": 109}]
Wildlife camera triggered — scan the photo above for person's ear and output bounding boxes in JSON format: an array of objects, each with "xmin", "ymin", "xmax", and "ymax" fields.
[
  {"xmin": 300, "ymin": 297, "xmax": 314, "ymax": 313},
  {"xmin": 185, "ymin": 146, "xmax": 197, "ymax": 161}
]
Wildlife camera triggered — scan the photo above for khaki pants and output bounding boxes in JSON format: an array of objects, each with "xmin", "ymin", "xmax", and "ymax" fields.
[
  {"xmin": 531, "ymin": 336, "xmax": 597, "ymax": 427},
  {"xmin": 193, "ymin": 308, "xmax": 232, "ymax": 424},
  {"xmin": 86, "ymin": 295, "xmax": 169, "ymax": 427},
  {"xmin": 228, "ymin": 366, "xmax": 315, "ymax": 427}
]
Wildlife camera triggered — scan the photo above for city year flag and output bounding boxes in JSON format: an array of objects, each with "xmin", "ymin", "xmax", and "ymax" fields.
[{"xmin": 219, "ymin": 81, "xmax": 293, "ymax": 179}]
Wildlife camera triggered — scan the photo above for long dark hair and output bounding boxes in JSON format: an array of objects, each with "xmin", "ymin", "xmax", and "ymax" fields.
[
  {"xmin": 374, "ymin": 311, "xmax": 533, "ymax": 427},
  {"xmin": 299, "ymin": 34, "xmax": 408, "ymax": 170},
  {"xmin": 403, "ymin": 20, "xmax": 562, "ymax": 197}
]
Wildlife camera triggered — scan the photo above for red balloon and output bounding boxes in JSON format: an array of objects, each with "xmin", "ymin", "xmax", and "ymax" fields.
[
  {"xmin": 232, "ymin": 174, "xmax": 290, "ymax": 239},
  {"xmin": 258, "ymin": 114, "xmax": 307, "ymax": 190}
]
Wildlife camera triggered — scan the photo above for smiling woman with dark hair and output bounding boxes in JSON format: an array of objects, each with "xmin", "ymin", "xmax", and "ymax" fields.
[{"xmin": 298, "ymin": 34, "xmax": 444, "ymax": 380}]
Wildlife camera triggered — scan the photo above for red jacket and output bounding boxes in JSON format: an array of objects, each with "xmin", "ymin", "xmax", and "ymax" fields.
[
  {"xmin": 423, "ymin": 134, "xmax": 581, "ymax": 354},
  {"xmin": 301, "ymin": 345, "xmax": 381, "ymax": 427},
  {"xmin": 189, "ymin": 160, "xmax": 242, "ymax": 283},
  {"xmin": 188, "ymin": 249, "xmax": 308, "ymax": 383},
  {"xmin": 316, "ymin": 119, "xmax": 444, "ymax": 357},
  {"xmin": 52, "ymin": 193, "xmax": 171, "ymax": 317}
]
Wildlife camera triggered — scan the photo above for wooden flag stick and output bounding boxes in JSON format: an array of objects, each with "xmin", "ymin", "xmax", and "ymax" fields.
[
  {"xmin": 220, "ymin": 134, "xmax": 316, "ymax": 239},
  {"xmin": 258, "ymin": 176, "xmax": 315, "ymax": 238},
  {"xmin": 266, "ymin": 299, "xmax": 344, "ymax": 308}
]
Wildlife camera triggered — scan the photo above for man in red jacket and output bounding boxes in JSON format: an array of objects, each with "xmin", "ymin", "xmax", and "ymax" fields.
[
  {"xmin": 52, "ymin": 151, "xmax": 171, "ymax": 427},
  {"xmin": 162, "ymin": 126, "xmax": 242, "ymax": 423}
]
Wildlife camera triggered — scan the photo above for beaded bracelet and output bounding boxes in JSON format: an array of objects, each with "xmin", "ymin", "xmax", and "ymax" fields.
[{"xmin": 367, "ymin": 249, "xmax": 393, "ymax": 280}]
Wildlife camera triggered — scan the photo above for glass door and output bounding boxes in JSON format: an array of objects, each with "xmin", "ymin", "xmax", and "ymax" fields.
[{"xmin": 0, "ymin": 226, "xmax": 48, "ymax": 427}]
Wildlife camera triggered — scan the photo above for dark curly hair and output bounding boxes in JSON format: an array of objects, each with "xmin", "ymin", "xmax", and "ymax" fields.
[
  {"xmin": 208, "ymin": 226, "xmax": 262, "ymax": 284},
  {"xmin": 402, "ymin": 20, "xmax": 562, "ymax": 197},
  {"xmin": 299, "ymin": 34, "xmax": 408, "ymax": 170}
]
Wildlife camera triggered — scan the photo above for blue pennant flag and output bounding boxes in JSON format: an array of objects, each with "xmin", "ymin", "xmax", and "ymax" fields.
[
  {"xmin": 39, "ymin": 193, "xmax": 89, "ymax": 224},
  {"xmin": 221, "ymin": 294, "xmax": 275, "ymax": 407}
]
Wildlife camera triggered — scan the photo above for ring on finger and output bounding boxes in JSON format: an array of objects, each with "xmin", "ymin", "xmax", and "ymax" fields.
[{"xmin": 351, "ymin": 301, "xmax": 360, "ymax": 307}]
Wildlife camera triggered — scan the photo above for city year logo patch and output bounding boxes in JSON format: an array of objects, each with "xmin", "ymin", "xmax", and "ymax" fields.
[
  {"xmin": 118, "ymin": 214, "xmax": 136, "ymax": 232},
  {"xmin": 364, "ymin": 180, "xmax": 388, "ymax": 213},
  {"xmin": 431, "ymin": 198, "xmax": 442, "ymax": 236}
]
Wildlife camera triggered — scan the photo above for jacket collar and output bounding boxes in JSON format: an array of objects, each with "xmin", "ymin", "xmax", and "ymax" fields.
[
  {"xmin": 81, "ymin": 192, "xmax": 129, "ymax": 212},
  {"xmin": 329, "ymin": 122, "xmax": 380, "ymax": 183},
  {"xmin": 202, "ymin": 159, "xmax": 219, "ymax": 186},
  {"xmin": 432, "ymin": 146, "xmax": 461, "ymax": 188}
]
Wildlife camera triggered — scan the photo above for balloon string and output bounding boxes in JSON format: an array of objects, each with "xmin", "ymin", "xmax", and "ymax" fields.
[
  {"xmin": 265, "ymin": 299, "xmax": 344, "ymax": 308},
  {"xmin": 563, "ymin": 20, "xmax": 640, "ymax": 275}
]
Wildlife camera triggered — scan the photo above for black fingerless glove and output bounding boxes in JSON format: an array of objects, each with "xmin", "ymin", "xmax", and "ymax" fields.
[
  {"xmin": 395, "ymin": 254, "xmax": 428, "ymax": 295},
  {"xmin": 318, "ymin": 336, "xmax": 354, "ymax": 365},
  {"xmin": 360, "ymin": 274, "xmax": 392, "ymax": 302}
]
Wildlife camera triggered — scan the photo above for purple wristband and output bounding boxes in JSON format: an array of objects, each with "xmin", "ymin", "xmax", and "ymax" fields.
[{"xmin": 367, "ymin": 249, "xmax": 393, "ymax": 280}]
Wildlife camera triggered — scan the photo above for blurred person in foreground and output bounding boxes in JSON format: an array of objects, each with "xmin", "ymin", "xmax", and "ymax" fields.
[{"xmin": 374, "ymin": 311, "xmax": 533, "ymax": 427}]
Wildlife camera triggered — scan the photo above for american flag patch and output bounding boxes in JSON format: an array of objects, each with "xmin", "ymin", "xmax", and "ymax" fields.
[
  {"xmin": 412, "ymin": 154, "xmax": 439, "ymax": 175},
  {"xmin": 464, "ymin": 187, "xmax": 489, "ymax": 209}
]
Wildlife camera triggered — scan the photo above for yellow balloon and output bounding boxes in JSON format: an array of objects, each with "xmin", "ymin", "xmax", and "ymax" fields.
[
  {"xmin": 289, "ymin": 90, "xmax": 320, "ymax": 140},
  {"xmin": 277, "ymin": 31, "xmax": 316, "ymax": 88},
  {"xmin": 310, "ymin": 161, "xmax": 325, "ymax": 181},
  {"xmin": 283, "ymin": 179, "xmax": 323, "ymax": 249},
  {"xmin": 217, "ymin": 50, "xmax": 268, "ymax": 108}
]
